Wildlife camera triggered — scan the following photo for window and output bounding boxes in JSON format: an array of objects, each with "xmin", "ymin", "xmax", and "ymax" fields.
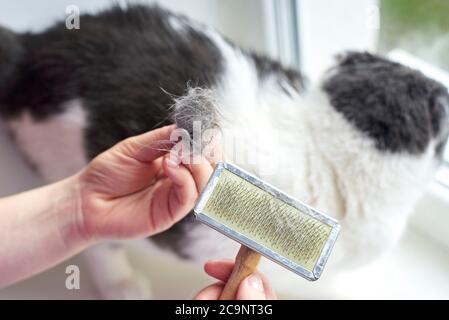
[
  {"xmin": 263, "ymin": 0, "xmax": 301, "ymax": 69},
  {"xmin": 380, "ymin": 0, "xmax": 449, "ymax": 188}
]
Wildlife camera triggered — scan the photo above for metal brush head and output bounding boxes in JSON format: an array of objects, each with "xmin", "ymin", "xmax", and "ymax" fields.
[{"xmin": 194, "ymin": 162, "xmax": 340, "ymax": 281}]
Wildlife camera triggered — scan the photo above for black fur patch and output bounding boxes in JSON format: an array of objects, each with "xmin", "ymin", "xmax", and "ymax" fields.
[
  {"xmin": 250, "ymin": 51, "xmax": 304, "ymax": 93},
  {"xmin": 151, "ymin": 212, "xmax": 202, "ymax": 259},
  {"xmin": 323, "ymin": 52, "xmax": 449, "ymax": 155}
]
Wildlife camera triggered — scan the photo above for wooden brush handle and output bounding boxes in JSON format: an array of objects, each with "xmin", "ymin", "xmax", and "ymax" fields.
[{"xmin": 219, "ymin": 245, "xmax": 262, "ymax": 300}]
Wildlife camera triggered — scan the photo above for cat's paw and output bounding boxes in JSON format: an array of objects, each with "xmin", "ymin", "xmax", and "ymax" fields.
[{"xmin": 97, "ymin": 273, "xmax": 152, "ymax": 300}]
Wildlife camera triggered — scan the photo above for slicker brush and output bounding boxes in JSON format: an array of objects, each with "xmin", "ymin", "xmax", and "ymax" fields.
[{"xmin": 194, "ymin": 162, "xmax": 340, "ymax": 300}]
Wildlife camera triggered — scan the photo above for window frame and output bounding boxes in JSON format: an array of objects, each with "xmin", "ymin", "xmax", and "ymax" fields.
[{"xmin": 262, "ymin": 0, "xmax": 301, "ymax": 69}]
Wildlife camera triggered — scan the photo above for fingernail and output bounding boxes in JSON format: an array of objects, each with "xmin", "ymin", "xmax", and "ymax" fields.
[
  {"xmin": 247, "ymin": 274, "xmax": 264, "ymax": 292},
  {"xmin": 166, "ymin": 156, "xmax": 179, "ymax": 168}
]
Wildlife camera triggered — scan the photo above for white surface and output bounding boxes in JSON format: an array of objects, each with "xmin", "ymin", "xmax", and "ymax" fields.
[
  {"xmin": 411, "ymin": 183, "xmax": 449, "ymax": 249},
  {"xmin": 336, "ymin": 229, "xmax": 449, "ymax": 299},
  {"xmin": 0, "ymin": 229, "xmax": 447, "ymax": 299}
]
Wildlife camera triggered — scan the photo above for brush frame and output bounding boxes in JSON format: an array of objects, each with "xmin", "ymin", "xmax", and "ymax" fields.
[{"xmin": 194, "ymin": 162, "xmax": 340, "ymax": 281}]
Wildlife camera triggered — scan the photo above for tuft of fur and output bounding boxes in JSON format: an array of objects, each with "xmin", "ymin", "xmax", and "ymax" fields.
[
  {"xmin": 171, "ymin": 87, "xmax": 221, "ymax": 133},
  {"xmin": 170, "ymin": 86, "xmax": 222, "ymax": 153}
]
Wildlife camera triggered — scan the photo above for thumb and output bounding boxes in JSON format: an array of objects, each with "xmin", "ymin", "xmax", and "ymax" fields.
[
  {"xmin": 115, "ymin": 125, "xmax": 176, "ymax": 162},
  {"xmin": 236, "ymin": 274, "xmax": 266, "ymax": 300}
]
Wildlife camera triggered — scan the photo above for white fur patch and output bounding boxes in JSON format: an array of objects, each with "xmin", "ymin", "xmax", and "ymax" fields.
[{"xmin": 7, "ymin": 99, "xmax": 88, "ymax": 182}]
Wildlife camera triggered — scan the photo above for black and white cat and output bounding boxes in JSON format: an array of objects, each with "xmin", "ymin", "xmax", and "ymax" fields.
[{"xmin": 1, "ymin": 4, "xmax": 448, "ymax": 299}]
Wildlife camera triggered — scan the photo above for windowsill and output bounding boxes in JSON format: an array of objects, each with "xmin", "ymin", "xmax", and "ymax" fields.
[
  {"xmin": 334, "ymin": 228, "xmax": 449, "ymax": 299},
  {"xmin": 410, "ymin": 180, "xmax": 449, "ymax": 249},
  {"xmin": 1, "ymin": 228, "xmax": 448, "ymax": 299}
]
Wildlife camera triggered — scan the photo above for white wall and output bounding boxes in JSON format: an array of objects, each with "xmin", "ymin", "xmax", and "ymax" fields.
[
  {"xmin": 0, "ymin": 0, "xmax": 267, "ymax": 53},
  {"xmin": 298, "ymin": 0, "xmax": 379, "ymax": 82}
]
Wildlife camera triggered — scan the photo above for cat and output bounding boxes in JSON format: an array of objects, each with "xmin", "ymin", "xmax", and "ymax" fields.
[{"xmin": 0, "ymin": 4, "xmax": 448, "ymax": 299}]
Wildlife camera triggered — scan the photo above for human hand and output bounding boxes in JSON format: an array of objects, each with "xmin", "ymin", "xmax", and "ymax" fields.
[
  {"xmin": 76, "ymin": 125, "xmax": 214, "ymax": 242},
  {"xmin": 194, "ymin": 260, "xmax": 277, "ymax": 300}
]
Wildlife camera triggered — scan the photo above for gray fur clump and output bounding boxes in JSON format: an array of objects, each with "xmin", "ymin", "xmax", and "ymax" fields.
[{"xmin": 170, "ymin": 87, "xmax": 222, "ymax": 152}]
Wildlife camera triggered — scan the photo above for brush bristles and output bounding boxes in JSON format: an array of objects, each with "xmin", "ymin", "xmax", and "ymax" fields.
[{"xmin": 203, "ymin": 169, "xmax": 332, "ymax": 272}]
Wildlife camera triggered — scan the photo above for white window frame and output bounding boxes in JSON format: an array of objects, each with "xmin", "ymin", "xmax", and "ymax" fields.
[{"xmin": 262, "ymin": 0, "xmax": 301, "ymax": 69}]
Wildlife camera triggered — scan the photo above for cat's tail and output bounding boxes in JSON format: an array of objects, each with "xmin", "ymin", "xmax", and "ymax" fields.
[{"xmin": 0, "ymin": 26, "xmax": 23, "ymax": 98}]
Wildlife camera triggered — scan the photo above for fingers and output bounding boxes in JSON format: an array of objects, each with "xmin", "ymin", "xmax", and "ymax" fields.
[
  {"xmin": 236, "ymin": 274, "xmax": 267, "ymax": 300},
  {"xmin": 161, "ymin": 154, "xmax": 214, "ymax": 224},
  {"xmin": 162, "ymin": 156, "xmax": 198, "ymax": 215},
  {"xmin": 237, "ymin": 273, "xmax": 276, "ymax": 300},
  {"xmin": 185, "ymin": 162, "xmax": 214, "ymax": 194},
  {"xmin": 117, "ymin": 125, "xmax": 176, "ymax": 162},
  {"xmin": 169, "ymin": 142, "xmax": 215, "ymax": 193},
  {"xmin": 194, "ymin": 282, "xmax": 225, "ymax": 300},
  {"xmin": 147, "ymin": 140, "xmax": 215, "ymax": 234},
  {"xmin": 194, "ymin": 273, "xmax": 275, "ymax": 300},
  {"xmin": 204, "ymin": 260, "xmax": 277, "ymax": 300},
  {"xmin": 256, "ymin": 273, "xmax": 277, "ymax": 300},
  {"xmin": 204, "ymin": 260, "xmax": 235, "ymax": 282}
]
